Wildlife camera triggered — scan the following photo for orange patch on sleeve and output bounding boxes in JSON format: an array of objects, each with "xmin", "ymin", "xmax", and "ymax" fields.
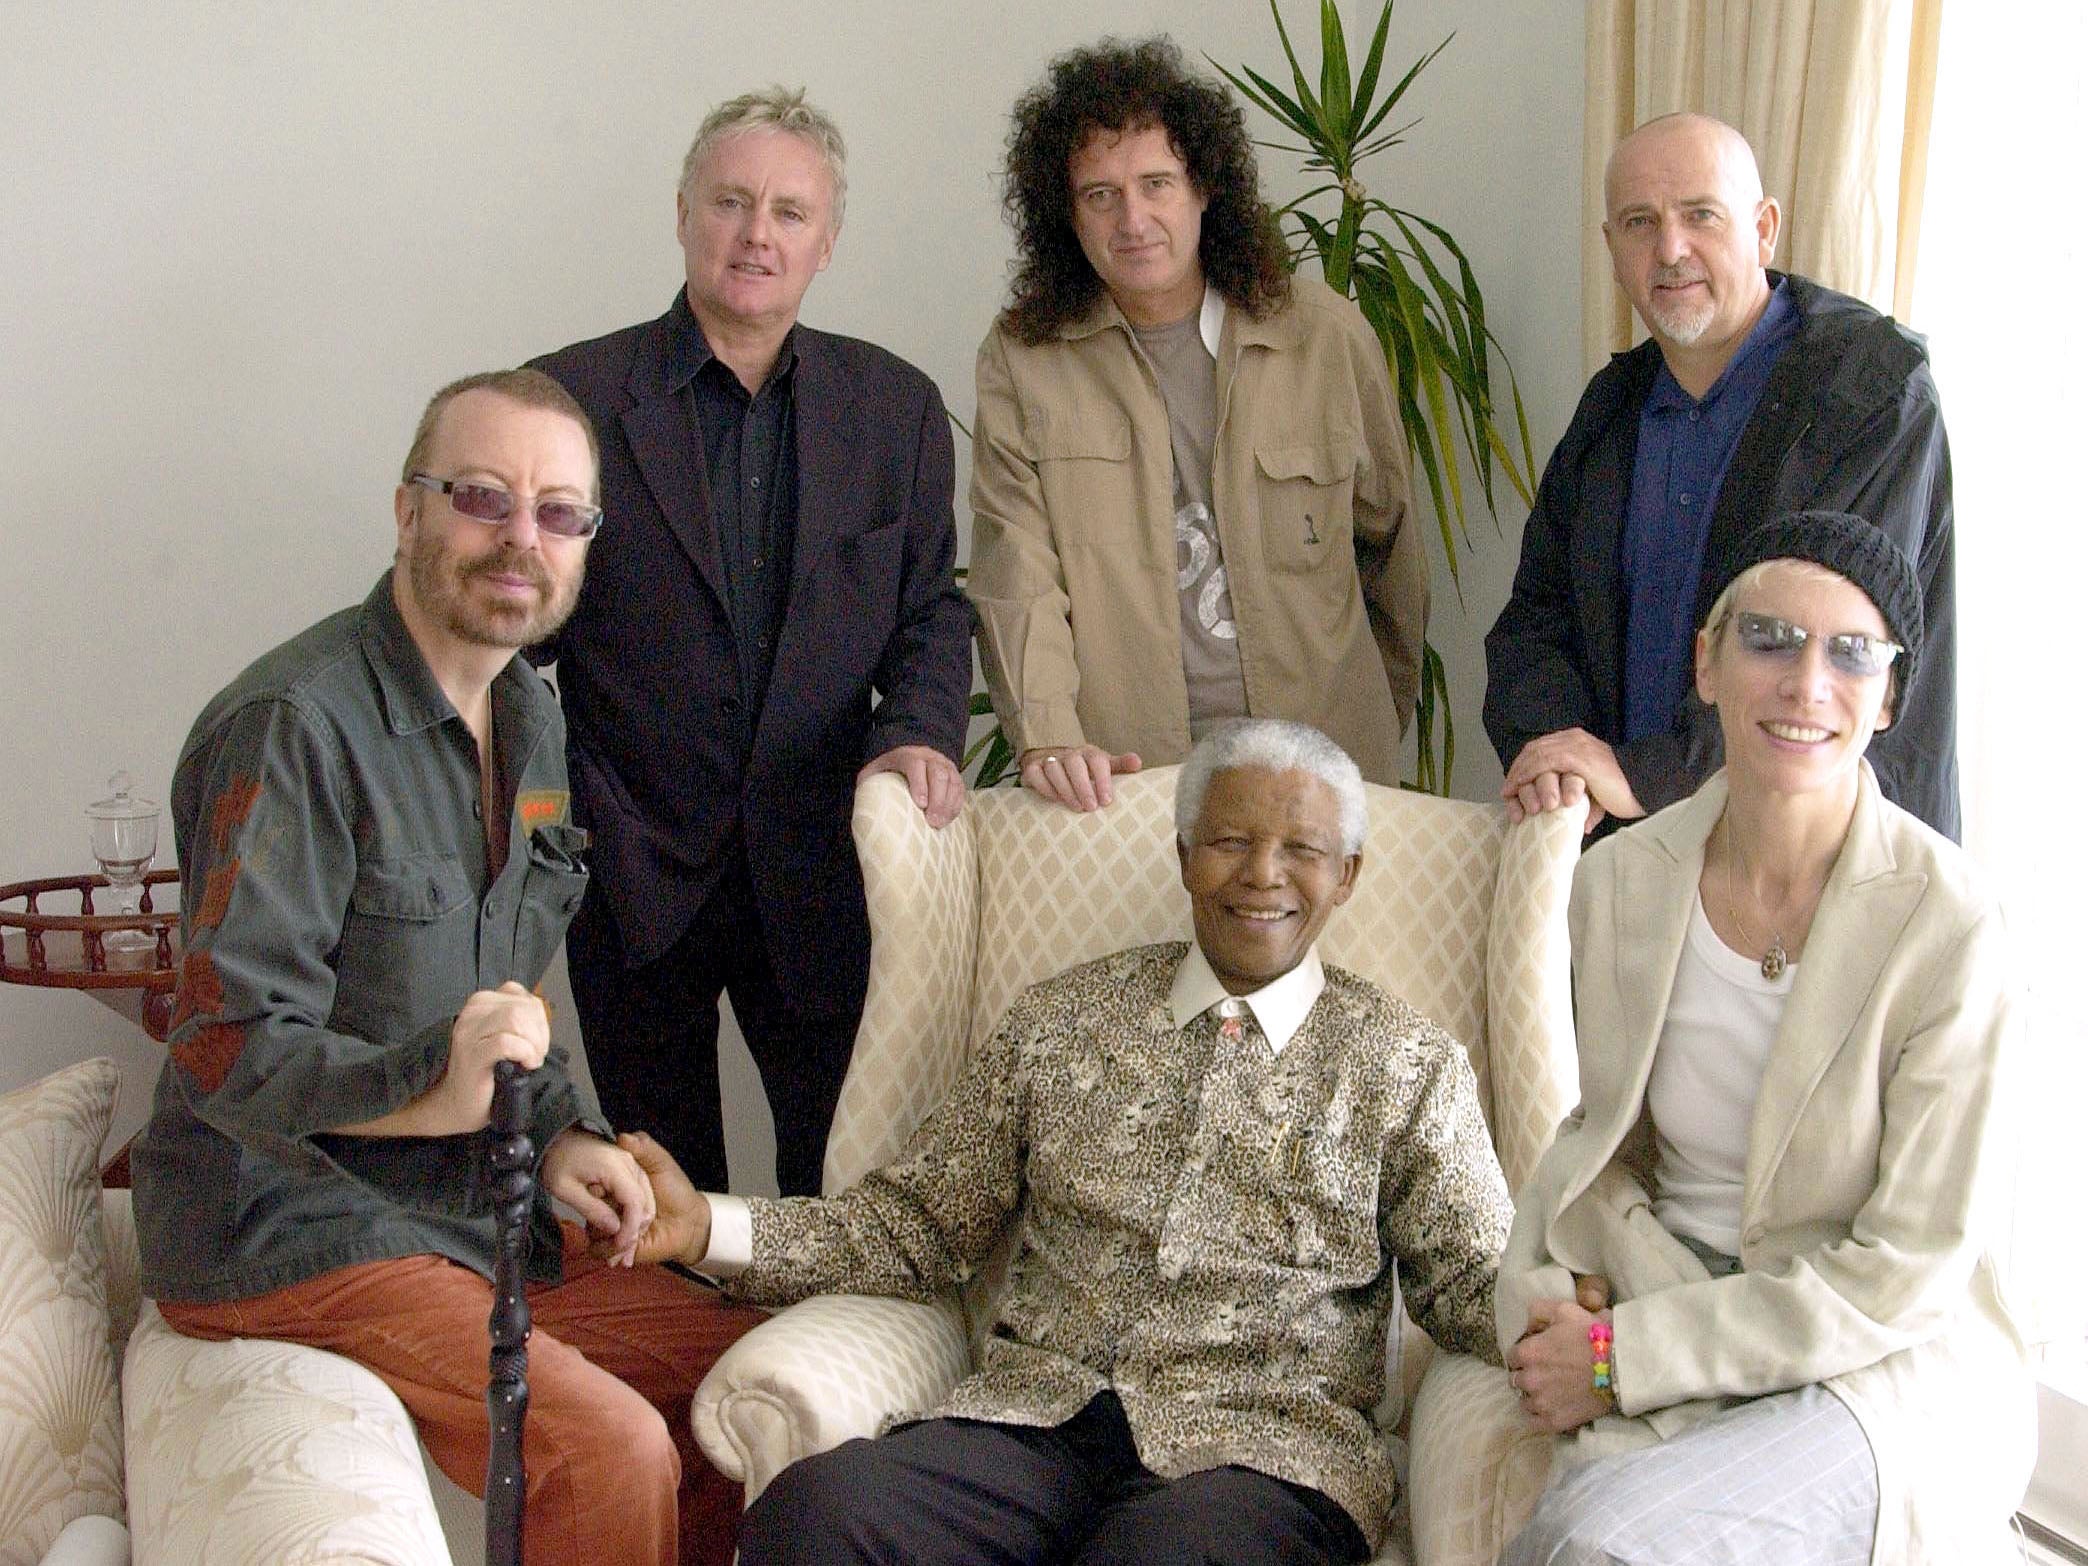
[
  {"xmin": 209, "ymin": 775, "xmax": 263, "ymax": 853},
  {"xmin": 192, "ymin": 858, "xmax": 241, "ymax": 932},
  {"xmin": 172, "ymin": 1022, "xmax": 246, "ymax": 1094},
  {"xmin": 168, "ymin": 950, "xmax": 225, "ymax": 1031}
]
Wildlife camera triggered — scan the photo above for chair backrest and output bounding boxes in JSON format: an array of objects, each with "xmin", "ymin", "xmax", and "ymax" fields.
[{"xmin": 828, "ymin": 767, "xmax": 1584, "ymax": 1198}]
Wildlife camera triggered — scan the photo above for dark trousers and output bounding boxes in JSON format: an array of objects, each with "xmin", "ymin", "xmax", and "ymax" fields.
[
  {"xmin": 738, "ymin": 1392, "xmax": 1370, "ymax": 1565},
  {"xmin": 567, "ymin": 855, "xmax": 862, "ymax": 1197}
]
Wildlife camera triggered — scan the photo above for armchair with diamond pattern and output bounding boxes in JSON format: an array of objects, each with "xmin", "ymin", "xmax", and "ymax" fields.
[{"xmin": 690, "ymin": 767, "xmax": 1585, "ymax": 1563}]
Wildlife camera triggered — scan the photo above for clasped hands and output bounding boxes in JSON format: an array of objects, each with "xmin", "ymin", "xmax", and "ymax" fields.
[
  {"xmin": 1500, "ymin": 728, "xmax": 1643, "ymax": 833},
  {"xmin": 1506, "ymin": 1273, "xmax": 1615, "ymax": 1433},
  {"xmin": 442, "ymin": 990, "xmax": 707, "ymax": 1272}
]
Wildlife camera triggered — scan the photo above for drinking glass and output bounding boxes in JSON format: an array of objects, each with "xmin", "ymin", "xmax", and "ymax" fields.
[{"xmin": 86, "ymin": 771, "xmax": 159, "ymax": 954}]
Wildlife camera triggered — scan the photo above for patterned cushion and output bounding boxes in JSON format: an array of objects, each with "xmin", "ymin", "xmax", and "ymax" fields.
[
  {"xmin": 825, "ymin": 786, "xmax": 982, "ymax": 1192},
  {"xmin": 97, "ymin": 1194, "xmax": 140, "ymax": 1389},
  {"xmin": 0, "ymin": 1057, "xmax": 124, "ymax": 1566},
  {"xmin": 125, "ymin": 1304, "xmax": 452, "ymax": 1565},
  {"xmin": 695, "ymin": 1294, "xmax": 971, "ymax": 1500}
]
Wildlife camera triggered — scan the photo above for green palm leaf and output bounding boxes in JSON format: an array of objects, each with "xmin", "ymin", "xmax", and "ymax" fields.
[{"xmin": 1214, "ymin": 0, "xmax": 1535, "ymax": 793}]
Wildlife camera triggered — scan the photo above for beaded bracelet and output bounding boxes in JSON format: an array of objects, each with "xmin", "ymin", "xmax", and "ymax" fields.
[{"xmin": 1588, "ymin": 1319, "xmax": 1615, "ymax": 1401}]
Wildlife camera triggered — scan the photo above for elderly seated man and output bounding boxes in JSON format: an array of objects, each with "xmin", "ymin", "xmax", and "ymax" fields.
[{"xmin": 619, "ymin": 717, "xmax": 1513, "ymax": 1566}]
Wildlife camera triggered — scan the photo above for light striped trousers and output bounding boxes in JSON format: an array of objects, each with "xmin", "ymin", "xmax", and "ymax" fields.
[{"xmin": 1501, "ymin": 1383, "xmax": 1878, "ymax": 1565}]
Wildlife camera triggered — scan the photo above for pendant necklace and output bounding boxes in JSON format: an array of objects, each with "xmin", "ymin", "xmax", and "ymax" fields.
[{"xmin": 1723, "ymin": 816, "xmax": 1789, "ymax": 981}]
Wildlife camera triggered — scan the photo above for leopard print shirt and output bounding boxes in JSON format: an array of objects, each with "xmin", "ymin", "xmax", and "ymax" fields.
[{"xmin": 730, "ymin": 942, "xmax": 1512, "ymax": 1546}]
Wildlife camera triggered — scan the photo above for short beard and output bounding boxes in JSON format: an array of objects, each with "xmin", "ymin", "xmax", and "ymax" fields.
[
  {"xmin": 409, "ymin": 533, "xmax": 580, "ymax": 650},
  {"xmin": 1645, "ymin": 269, "xmax": 1713, "ymax": 345}
]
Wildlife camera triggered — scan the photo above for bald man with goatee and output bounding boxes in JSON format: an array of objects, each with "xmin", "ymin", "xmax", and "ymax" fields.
[{"xmin": 1484, "ymin": 112, "xmax": 1960, "ymax": 840}]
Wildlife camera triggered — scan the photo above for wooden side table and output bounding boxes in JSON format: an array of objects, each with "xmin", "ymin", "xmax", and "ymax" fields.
[
  {"xmin": 0, "ymin": 869, "xmax": 181, "ymax": 1036},
  {"xmin": 2, "ymin": 870, "xmax": 181, "ymax": 1184}
]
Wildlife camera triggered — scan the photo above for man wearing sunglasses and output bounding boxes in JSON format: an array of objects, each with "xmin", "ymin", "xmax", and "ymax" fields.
[
  {"xmin": 1484, "ymin": 112, "xmax": 1960, "ymax": 840},
  {"xmin": 531, "ymin": 87, "xmax": 972, "ymax": 1201},
  {"xmin": 132, "ymin": 369, "xmax": 765, "ymax": 1566}
]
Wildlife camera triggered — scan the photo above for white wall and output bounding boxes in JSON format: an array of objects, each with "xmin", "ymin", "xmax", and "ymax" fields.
[{"xmin": 0, "ymin": 0, "xmax": 1585, "ymax": 1165}]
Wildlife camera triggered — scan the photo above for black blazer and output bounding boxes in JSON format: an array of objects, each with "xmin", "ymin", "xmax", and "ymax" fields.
[{"xmin": 531, "ymin": 296, "xmax": 972, "ymax": 997}]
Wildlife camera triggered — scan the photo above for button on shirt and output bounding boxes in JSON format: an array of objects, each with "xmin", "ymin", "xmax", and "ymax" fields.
[
  {"xmin": 1621, "ymin": 281, "xmax": 1797, "ymax": 741},
  {"xmin": 669, "ymin": 295, "xmax": 798, "ymax": 717}
]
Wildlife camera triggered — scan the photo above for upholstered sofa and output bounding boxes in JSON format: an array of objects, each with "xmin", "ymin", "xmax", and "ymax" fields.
[
  {"xmin": 689, "ymin": 767, "xmax": 1589, "ymax": 1564},
  {"xmin": 0, "ymin": 1055, "xmax": 476, "ymax": 1566}
]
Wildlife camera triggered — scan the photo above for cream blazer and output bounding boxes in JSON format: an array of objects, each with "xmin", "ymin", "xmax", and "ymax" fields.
[{"xmin": 1496, "ymin": 766, "xmax": 2036, "ymax": 1565}]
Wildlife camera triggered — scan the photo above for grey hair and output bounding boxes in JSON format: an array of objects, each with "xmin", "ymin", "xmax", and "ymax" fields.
[
  {"xmin": 679, "ymin": 85, "xmax": 848, "ymax": 229},
  {"xmin": 1173, "ymin": 719, "xmax": 1367, "ymax": 855}
]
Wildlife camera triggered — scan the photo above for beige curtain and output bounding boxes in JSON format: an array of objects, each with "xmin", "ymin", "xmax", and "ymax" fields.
[{"xmin": 1581, "ymin": 0, "xmax": 1940, "ymax": 373}]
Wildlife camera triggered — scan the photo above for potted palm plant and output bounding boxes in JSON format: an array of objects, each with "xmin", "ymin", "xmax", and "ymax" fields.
[{"xmin": 1215, "ymin": 0, "xmax": 1535, "ymax": 792}]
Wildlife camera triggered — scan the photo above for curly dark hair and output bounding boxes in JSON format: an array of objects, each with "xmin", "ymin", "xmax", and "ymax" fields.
[{"xmin": 999, "ymin": 36, "xmax": 1292, "ymax": 343}]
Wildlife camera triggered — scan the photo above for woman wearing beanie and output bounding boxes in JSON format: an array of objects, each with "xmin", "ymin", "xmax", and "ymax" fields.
[{"xmin": 1494, "ymin": 510, "xmax": 2034, "ymax": 1564}]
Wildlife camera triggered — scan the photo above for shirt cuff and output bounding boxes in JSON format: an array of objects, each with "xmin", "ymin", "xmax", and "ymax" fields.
[{"xmin": 702, "ymin": 1193, "xmax": 753, "ymax": 1276}]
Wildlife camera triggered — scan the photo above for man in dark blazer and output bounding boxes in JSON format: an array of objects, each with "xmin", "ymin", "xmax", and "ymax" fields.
[{"xmin": 531, "ymin": 87, "xmax": 972, "ymax": 1197}]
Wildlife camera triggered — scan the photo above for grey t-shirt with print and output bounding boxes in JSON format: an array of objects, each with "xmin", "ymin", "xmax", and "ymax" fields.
[{"xmin": 1132, "ymin": 310, "xmax": 1248, "ymax": 734}]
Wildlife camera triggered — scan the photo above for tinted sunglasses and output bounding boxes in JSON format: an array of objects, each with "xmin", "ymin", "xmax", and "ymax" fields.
[
  {"xmin": 1729, "ymin": 611, "xmax": 1901, "ymax": 678},
  {"xmin": 409, "ymin": 474, "xmax": 602, "ymax": 540}
]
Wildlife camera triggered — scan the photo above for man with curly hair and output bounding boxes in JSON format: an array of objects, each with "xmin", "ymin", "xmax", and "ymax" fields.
[{"xmin": 967, "ymin": 38, "xmax": 1425, "ymax": 811}]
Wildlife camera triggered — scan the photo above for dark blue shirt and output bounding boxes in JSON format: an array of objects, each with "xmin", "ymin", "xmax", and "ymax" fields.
[{"xmin": 1621, "ymin": 281, "xmax": 1796, "ymax": 741}]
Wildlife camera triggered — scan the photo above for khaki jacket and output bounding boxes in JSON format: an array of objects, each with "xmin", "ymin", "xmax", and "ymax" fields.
[
  {"xmin": 967, "ymin": 277, "xmax": 1422, "ymax": 783},
  {"xmin": 1496, "ymin": 767, "xmax": 2036, "ymax": 1565}
]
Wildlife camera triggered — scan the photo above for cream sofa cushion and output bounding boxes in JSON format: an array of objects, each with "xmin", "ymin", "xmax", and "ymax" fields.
[
  {"xmin": 0, "ymin": 1058, "xmax": 125, "ymax": 1566},
  {"xmin": 123, "ymin": 1306, "xmax": 455, "ymax": 1565}
]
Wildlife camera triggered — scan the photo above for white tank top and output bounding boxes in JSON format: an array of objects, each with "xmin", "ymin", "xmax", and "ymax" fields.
[{"xmin": 1647, "ymin": 891, "xmax": 1795, "ymax": 1255}]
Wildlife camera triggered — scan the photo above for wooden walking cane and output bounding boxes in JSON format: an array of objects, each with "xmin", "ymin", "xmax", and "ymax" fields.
[{"xmin": 485, "ymin": 1059, "xmax": 535, "ymax": 1566}]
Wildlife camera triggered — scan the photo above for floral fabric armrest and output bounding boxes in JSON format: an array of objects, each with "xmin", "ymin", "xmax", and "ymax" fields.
[{"xmin": 124, "ymin": 1303, "xmax": 452, "ymax": 1564}]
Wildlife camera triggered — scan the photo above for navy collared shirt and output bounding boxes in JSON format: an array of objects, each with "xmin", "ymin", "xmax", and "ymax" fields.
[
  {"xmin": 664, "ymin": 293, "xmax": 799, "ymax": 719},
  {"xmin": 1621, "ymin": 280, "xmax": 1797, "ymax": 741}
]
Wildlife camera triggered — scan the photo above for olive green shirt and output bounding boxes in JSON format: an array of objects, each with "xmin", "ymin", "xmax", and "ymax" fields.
[{"xmin": 135, "ymin": 573, "xmax": 597, "ymax": 1303}]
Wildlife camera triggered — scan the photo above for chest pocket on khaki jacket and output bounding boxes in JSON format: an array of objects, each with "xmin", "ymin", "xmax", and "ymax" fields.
[
  {"xmin": 1030, "ymin": 411, "xmax": 1133, "ymax": 550},
  {"xmin": 1254, "ymin": 438, "xmax": 1358, "ymax": 577}
]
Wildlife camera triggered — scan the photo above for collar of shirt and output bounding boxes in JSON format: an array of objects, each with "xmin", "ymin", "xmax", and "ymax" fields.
[
  {"xmin": 665, "ymin": 289, "xmax": 800, "ymax": 395},
  {"xmin": 359, "ymin": 569, "xmax": 556, "ymax": 797},
  {"xmin": 1645, "ymin": 277, "xmax": 1797, "ymax": 417},
  {"xmin": 1198, "ymin": 285, "xmax": 1226, "ymax": 359},
  {"xmin": 1167, "ymin": 942, "xmax": 1325, "ymax": 1054}
]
